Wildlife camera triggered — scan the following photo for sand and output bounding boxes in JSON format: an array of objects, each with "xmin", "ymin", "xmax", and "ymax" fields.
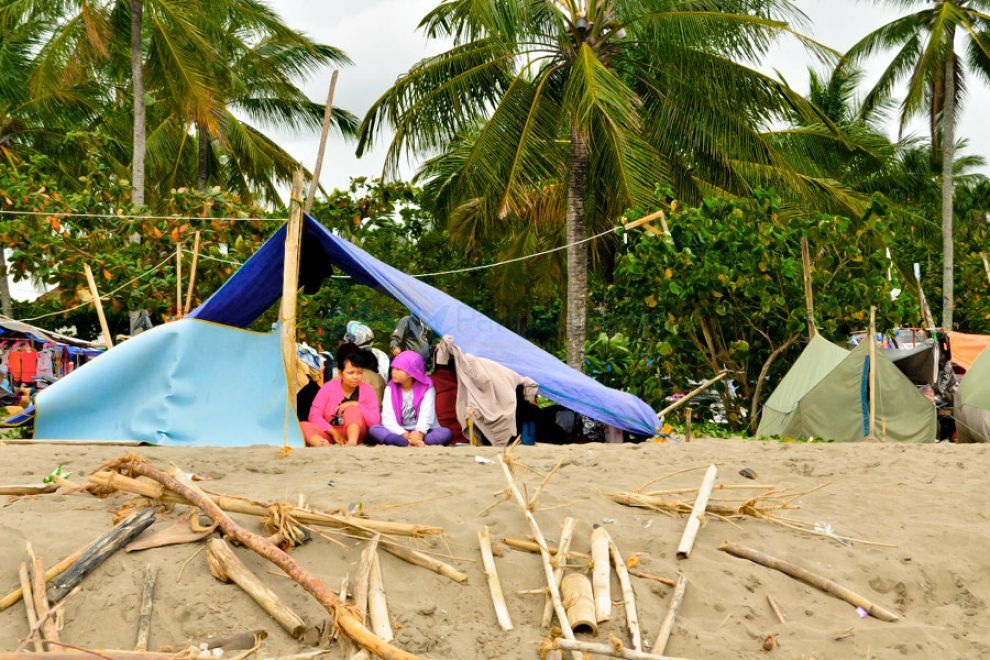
[{"xmin": 0, "ymin": 439, "xmax": 988, "ymax": 659}]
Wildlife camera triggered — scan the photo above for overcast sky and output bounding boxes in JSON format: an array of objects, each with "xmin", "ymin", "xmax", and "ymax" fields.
[{"xmin": 268, "ymin": 0, "xmax": 990, "ymax": 193}]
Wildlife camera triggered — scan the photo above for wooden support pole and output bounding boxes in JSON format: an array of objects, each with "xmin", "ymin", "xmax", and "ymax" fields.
[
  {"xmin": 1, "ymin": 546, "xmax": 87, "ymax": 612},
  {"xmin": 367, "ymin": 552, "xmax": 393, "ymax": 642},
  {"xmin": 175, "ymin": 245, "xmax": 182, "ymax": 317},
  {"xmin": 17, "ymin": 563, "xmax": 43, "ymax": 653},
  {"xmin": 134, "ymin": 565, "xmax": 157, "ymax": 651},
  {"xmin": 541, "ymin": 517, "xmax": 576, "ymax": 628},
  {"xmin": 657, "ymin": 372, "xmax": 728, "ymax": 420},
  {"xmin": 305, "ymin": 70, "xmax": 340, "ymax": 215},
  {"xmin": 676, "ymin": 464, "xmax": 717, "ymax": 559},
  {"xmin": 590, "ymin": 526, "xmax": 611, "ymax": 623},
  {"xmin": 869, "ymin": 306, "xmax": 877, "ymax": 440},
  {"xmin": 719, "ymin": 542, "xmax": 899, "ymax": 622},
  {"xmin": 281, "ymin": 171, "xmax": 305, "ymax": 430},
  {"xmin": 183, "ymin": 231, "xmax": 201, "ymax": 315},
  {"xmin": 83, "ymin": 264, "xmax": 114, "ymax": 349},
  {"xmin": 478, "ymin": 526, "xmax": 512, "ymax": 631},
  {"xmin": 652, "ymin": 574, "xmax": 687, "ymax": 656},
  {"xmin": 801, "ymin": 236, "xmax": 816, "ymax": 338}
]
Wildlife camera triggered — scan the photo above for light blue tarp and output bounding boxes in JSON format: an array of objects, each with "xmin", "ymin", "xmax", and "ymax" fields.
[
  {"xmin": 188, "ymin": 216, "xmax": 659, "ymax": 436},
  {"xmin": 35, "ymin": 319, "xmax": 301, "ymax": 446}
]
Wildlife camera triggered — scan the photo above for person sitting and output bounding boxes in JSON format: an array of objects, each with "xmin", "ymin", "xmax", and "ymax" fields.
[
  {"xmin": 390, "ymin": 314, "xmax": 433, "ymax": 362},
  {"xmin": 300, "ymin": 345, "xmax": 381, "ymax": 447},
  {"xmin": 368, "ymin": 350, "xmax": 451, "ymax": 447},
  {"xmin": 344, "ymin": 321, "xmax": 390, "ymax": 382},
  {"xmin": 337, "ymin": 341, "xmax": 386, "ymax": 404}
]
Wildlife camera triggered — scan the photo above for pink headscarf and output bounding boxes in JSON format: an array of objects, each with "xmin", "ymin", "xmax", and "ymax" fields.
[{"xmin": 388, "ymin": 350, "xmax": 432, "ymax": 422}]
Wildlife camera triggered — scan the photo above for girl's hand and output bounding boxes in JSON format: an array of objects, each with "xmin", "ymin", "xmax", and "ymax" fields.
[{"xmin": 408, "ymin": 431, "xmax": 426, "ymax": 446}]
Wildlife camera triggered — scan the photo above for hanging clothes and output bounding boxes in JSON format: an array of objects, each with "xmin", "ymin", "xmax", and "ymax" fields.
[
  {"xmin": 9, "ymin": 344, "xmax": 38, "ymax": 385},
  {"xmin": 36, "ymin": 346, "xmax": 57, "ymax": 381}
]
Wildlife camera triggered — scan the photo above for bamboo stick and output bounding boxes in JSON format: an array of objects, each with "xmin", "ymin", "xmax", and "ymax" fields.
[
  {"xmin": 17, "ymin": 563, "xmax": 43, "ymax": 653},
  {"xmin": 380, "ymin": 540, "xmax": 467, "ymax": 583},
  {"xmin": 591, "ymin": 525, "xmax": 611, "ymax": 622},
  {"xmin": 802, "ymin": 236, "xmax": 816, "ymax": 338},
  {"xmin": 869, "ymin": 307, "xmax": 877, "ymax": 439},
  {"xmin": 207, "ymin": 538, "xmax": 308, "ymax": 639},
  {"xmin": 560, "ymin": 573, "xmax": 596, "ymax": 634},
  {"xmin": 134, "ymin": 565, "xmax": 157, "ymax": 651},
  {"xmin": 676, "ymin": 465, "xmax": 717, "ymax": 559},
  {"xmin": 684, "ymin": 408, "xmax": 692, "ymax": 442},
  {"xmin": 478, "ymin": 526, "xmax": 512, "ymax": 631},
  {"xmin": 501, "ymin": 538, "xmax": 590, "ymax": 561},
  {"xmin": 553, "ymin": 639, "xmax": 688, "ymax": 660},
  {"xmin": 541, "ymin": 517, "xmax": 576, "ymax": 628},
  {"xmin": 352, "ymin": 536, "xmax": 379, "ymax": 624},
  {"xmin": 982, "ymin": 252, "xmax": 990, "ymax": 289},
  {"xmin": 652, "ymin": 574, "xmax": 687, "ymax": 656},
  {"xmin": 0, "ymin": 652, "xmax": 182, "ymax": 660},
  {"xmin": 718, "ymin": 542, "xmax": 899, "ymax": 622},
  {"xmin": 0, "ymin": 484, "xmax": 58, "ymax": 496},
  {"xmin": 83, "ymin": 263, "xmax": 113, "ymax": 348},
  {"xmin": 628, "ymin": 571, "xmax": 676, "ymax": 588},
  {"xmin": 305, "ymin": 70, "xmax": 339, "ymax": 215},
  {"xmin": 496, "ymin": 456, "xmax": 575, "ymax": 648},
  {"xmin": 608, "ymin": 532, "xmax": 642, "ymax": 651},
  {"xmin": 657, "ymin": 372, "xmax": 727, "ymax": 420},
  {"xmin": 367, "ymin": 552, "xmax": 393, "ymax": 642},
  {"xmin": 14, "ymin": 588, "xmax": 79, "ymax": 654},
  {"xmin": 183, "ymin": 230, "xmax": 201, "ymax": 315},
  {"xmin": 767, "ymin": 593, "xmax": 785, "ymax": 624},
  {"xmin": 0, "ymin": 546, "xmax": 86, "ymax": 612},
  {"xmin": 32, "ymin": 557, "xmax": 59, "ymax": 650},
  {"xmin": 175, "ymin": 244, "xmax": 182, "ymax": 318},
  {"xmin": 87, "ymin": 471, "xmax": 441, "ymax": 538},
  {"xmin": 281, "ymin": 171, "xmax": 305, "ymax": 412}
]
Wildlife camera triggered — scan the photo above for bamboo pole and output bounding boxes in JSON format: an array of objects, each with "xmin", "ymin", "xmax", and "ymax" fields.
[
  {"xmin": 352, "ymin": 536, "xmax": 379, "ymax": 625},
  {"xmin": 379, "ymin": 540, "xmax": 467, "ymax": 583},
  {"xmin": 591, "ymin": 525, "xmax": 611, "ymax": 622},
  {"xmin": 914, "ymin": 263, "xmax": 936, "ymax": 330},
  {"xmin": 17, "ymin": 563, "xmax": 43, "ymax": 653},
  {"xmin": 0, "ymin": 484, "xmax": 58, "ymax": 495},
  {"xmin": 684, "ymin": 408, "xmax": 692, "ymax": 443},
  {"xmin": 657, "ymin": 372, "xmax": 728, "ymax": 420},
  {"xmin": 501, "ymin": 538, "xmax": 590, "ymax": 561},
  {"xmin": 32, "ymin": 557, "xmax": 59, "ymax": 650},
  {"xmin": 367, "ymin": 552, "xmax": 393, "ymax": 642},
  {"xmin": 608, "ymin": 532, "xmax": 642, "ymax": 651},
  {"xmin": 183, "ymin": 231, "xmax": 201, "ymax": 315},
  {"xmin": 676, "ymin": 464, "xmax": 717, "ymax": 559},
  {"xmin": 652, "ymin": 574, "xmax": 687, "ymax": 656},
  {"xmin": 175, "ymin": 245, "xmax": 182, "ymax": 317},
  {"xmin": 281, "ymin": 170, "xmax": 305, "ymax": 416},
  {"xmin": 541, "ymin": 517, "xmax": 576, "ymax": 627},
  {"xmin": 801, "ymin": 236, "xmax": 816, "ymax": 338},
  {"xmin": 478, "ymin": 526, "xmax": 512, "ymax": 631},
  {"xmin": 982, "ymin": 253, "xmax": 990, "ymax": 289},
  {"xmin": 767, "ymin": 593, "xmax": 785, "ymax": 624},
  {"xmin": 305, "ymin": 70, "xmax": 339, "ymax": 215},
  {"xmin": 83, "ymin": 264, "xmax": 113, "ymax": 348},
  {"xmin": 134, "ymin": 565, "xmax": 157, "ymax": 651},
  {"xmin": 718, "ymin": 542, "xmax": 899, "ymax": 622},
  {"xmin": 552, "ymin": 639, "xmax": 688, "ymax": 660},
  {"xmin": 0, "ymin": 546, "xmax": 87, "ymax": 612},
  {"xmin": 560, "ymin": 573, "xmax": 596, "ymax": 634},
  {"xmin": 869, "ymin": 307, "xmax": 877, "ymax": 440}
]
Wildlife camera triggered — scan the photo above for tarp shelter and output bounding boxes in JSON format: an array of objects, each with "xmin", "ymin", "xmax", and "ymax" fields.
[
  {"xmin": 955, "ymin": 347, "xmax": 990, "ymax": 443},
  {"xmin": 757, "ymin": 334, "xmax": 936, "ymax": 442},
  {"xmin": 35, "ymin": 215, "xmax": 658, "ymax": 445},
  {"xmin": 946, "ymin": 331, "xmax": 990, "ymax": 372}
]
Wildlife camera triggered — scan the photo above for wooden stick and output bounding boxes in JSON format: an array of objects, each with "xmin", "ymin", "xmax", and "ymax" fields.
[
  {"xmin": 352, "ymin": 536, "xmax": 379, "ymax": 624},
  {"xmin": 32, "ymin": 557, "xmax": 59, "ymax": 649},
  {"xmin": 14, "ymin": 587, "xmax": 79, "ymax": 653},
  {"xmin": 982, "ymin": 252, "xmax": 990, "ymax": 289},
  {"xmin": 657, "ymin": 372, "xmax": 727, "ymax": 420},
  {"xmin": 134, "ymin": 565, "xmax": 157, "ymax": 651},
  {"xmin": 628, "ymin": 571, "xmax": 676, "ymax": 588},
  {"xmin": 183, "ymin": 231, "xmax": 201, "ymax": 315},
  {"xmin": 496, "ymin": 456, "xmax": 575, "ymax": 648},
  {"xmin": 0, "ymin": 484, "xmax": 58, "ymax": 496},
  {"xmin": 591, "ymin": 525, "xmax": 611, "ymax": 622},
  {"xmin": 48, "ymin": 508, "xmax": 156, "ymax": 603},
  {"xmin": 83, "ymin": 264, "xmax": 113, "ymax": 348},
  {"xmin": 0, "ymin": 652, "xmax": 182, "ymax": 660},
  {"xmin": 1, "ymin": 546, "xmax": 86, "ymax": 612},
  {"xmin": 560, "ymin": 573, "xmax": 597, "ymax": 635},
  {"xmin": 718, "ymin": 542, "xmax": 899, "ymax": 622},
  {"xmin": 553, "ymin": 639, "xmax": 688, "ymax": 660},
  {"xmin": 802, "ymin": 236, "xmax": 816, "ymax": 338},
  {"xmin": 684, "ymin": 408, "xmax": 692, "ymax": 442},
  {"xmin": 88, "ymin": 471, "xmax": 441, "ymax": 538},
  {"xmin": 541, "ymin": 517, "xmax": 576, "ymax": 627},
  {"xmin": 653, "ymin": 574, "xmax": 687, "ymax": 656},
  {"xmin": 119, "ymin": 461, "xmax": 415, "ymax": 660},
  {"xmin": 501, "ymin": 538, "xmax": 590, "ymax": 561},
  {"xmin": 676, "ymin": 464, "xmax": 717, "ymax": 560},
  {"xmin": 380, "ymin": 540, "xmax": 467, "ymax": 583},
  {"xmin": 17, "ymin": 563, "xmax": 43, "ymax": 653},
  {"xmin": 608, "ymin": 532, "xmax": 642, "ymax": 651},
  {"xmin": 281, "ymin": 171, "xmax": 305, "ymax": 409},
  {"xmin": 869, "ymin": 306, "xmax": 877, "ymax": 439},
  {"xmin": 367, "ymin": 551, "xmax": 393, "ymax": 642},
  {"xmin": 175, "ymin": 244, "xmax": 183, "ymax": 318},
  {"xmin": 305, "ymin": 70, "xmax": 339, "ymax": 215},
  {"xmin": 767, "ymin": 593, "xmax": 785, "ymax": 624},
  {"xmin": 478, "ymin": 526, "xmax": 512, "ymax": 631},
  {"xmin": 207, "ymin": 538, "xmax": 307, "ymax": 639}
]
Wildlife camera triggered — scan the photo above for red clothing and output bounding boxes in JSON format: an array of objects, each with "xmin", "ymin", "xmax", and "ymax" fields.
[
  {"xmin": 432, "ymin": 367, "xmax": 468, "ymax": 445},
  {"xmin": 9, "ymin": 348, "xmax": 37, "ymax": 384}
]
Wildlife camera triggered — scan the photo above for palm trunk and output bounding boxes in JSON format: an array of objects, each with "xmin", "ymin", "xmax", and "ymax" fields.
[
  {"xmin": 0, "ymin": 248, "xmax": 12, "ymax": 317},
  {"xmin": 197, "ymin": 120, "xmax": 209, "ymax": 192},
  {"xmin": 130, "ymin": 0, "xmax": 146, "ymax": 207},
  {"xmin": 941, "ymin": 49, "xmax": 956, "ymax": 330},
  {"xmin": 565, "ymin": 121, "xmax": 590, "ymax": 371}
]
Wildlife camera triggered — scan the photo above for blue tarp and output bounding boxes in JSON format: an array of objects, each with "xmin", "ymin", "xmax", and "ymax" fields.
[{"xmin": 189, "ymin": 216, "xmax": 658, "ymax": 436}]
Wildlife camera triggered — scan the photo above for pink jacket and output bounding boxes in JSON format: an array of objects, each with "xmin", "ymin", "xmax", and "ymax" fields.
[{"xmin": 308, "ymin": 379, "xmax": 381, "ymax": 432}]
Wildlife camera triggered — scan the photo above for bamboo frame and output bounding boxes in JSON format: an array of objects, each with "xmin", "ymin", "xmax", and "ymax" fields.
[
  {"xmin": 281, "ymin": 170, "xmax": 305, "ymax": 422},
  {"xmin": 652, "ymin": 574, "xmax": 687, "ymax": 655},
  {"xmin": 676, "ymin": 464, "xmax": 717, "ymax": 559},
  {"xmin": 478, "ymin": 526, "xmax": 512, "ymax": 631}
]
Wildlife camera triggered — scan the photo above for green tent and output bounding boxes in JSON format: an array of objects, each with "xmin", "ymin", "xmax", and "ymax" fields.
[
  {"xmin": 758, "ymin": 334, "xmax": 936, "ymax": 442},
  {"xmin": 955, "ymin": 346, "xmax": 990, "ymax": 443}
]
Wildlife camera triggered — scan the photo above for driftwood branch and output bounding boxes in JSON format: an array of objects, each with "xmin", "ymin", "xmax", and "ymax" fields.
[{"xmin": 134, "ymin": 565, "xmax": 157, "ymax": 651}]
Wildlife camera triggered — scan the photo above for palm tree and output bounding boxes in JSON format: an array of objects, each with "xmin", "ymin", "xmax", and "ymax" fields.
[
  {"xmin": 845, "ymin": 0, "xmax": 990, "ymax": 329},
  {"xmin": 358, "ymin": 0, "xmax": 838, "ymax": 370}
]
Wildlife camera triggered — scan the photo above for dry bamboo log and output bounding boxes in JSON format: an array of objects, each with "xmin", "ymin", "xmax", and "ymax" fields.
[
  {"xmin": 478, "ymin": 526, "xmax": 512, "ymax": 631},
  {"xmin": 541, "ymin": 517, "xmax": 576, "ymax": 628},
  {"xmin": 0, "ymin": 653, "xmax": 180, "ymax": 660},
  {"xmin": 207, "ymin": 538, "xmax": 308, "ymax": 639},
  {"xmin": 501, "ymin": 538, "xmax": 590, "ymax": 561},
  {"xmin": 608, "ymin": 532, "xmax": 642, "ymax": 651},
  {"xmin": 380, "ymin": 540, "xmax": 467, "ymax": 583},
  {"xmin": 0, "ymin": 484, "xmax": 58, "ymax": 496},
  {"xmin": 48, "ymin": 508, "xmax": 156, "ymax": 603},
  {"xmin": 767, "ymin": 593, "xmax": 785, "ymax": 624},
  {"xmin": 591, "ymin": 525, "xmax": 612, "ymax": 622},
  {"xmin": 628, "ymin": 571, "xmax": 676, "ymax": 588},
  {"xmin": 32, "ymin": 557, "xmax": 59, "ymax": 650},
  {"xmin": 352, "ymin": 536, "xmax": 379, "ymax": 624},
  {"xmin": 134, "ymin": 565, "xmax": 157, "ymax": 651},
  {"xmin": 88, "ymin": 471, "xmax": 440, "ymax": 538},
  {"xmin": 367, "ymin": 552, "xmax": 393, "ymax": 642},
  {"xmin": 553, "ymin": 639, "xmax": 688, "ymax": 660},
  {"xmin": 676, "ymin": 465, "xmax": 717, "ymax": 559},
  {"xmin": 1, "ymin": 545, "xmax": 88, "ymax": 611},
  {"xmin": 653, "ymin": 574, "xmax": 687, "ymax": 656},
  {"xmin": 719, "ymin": 542, "xmax": 899, "ymax": 622},
  {"xmin": 119, "ymin": 460, "xmax": 415, "ymax": 660},
  {"xmin": 496, "ymin": 456, "xmax": 575, "ymax": 648},
  {"xmin": 17, "ymin": 563, "xmax": 43, "ymax": 653},
  {"xmin": 83, "ymin": 263, "xmax": 113, "ymax": 349},
  {"xmin": 560, "ymin": 573, "xmax": 597, "ymax": 635}
]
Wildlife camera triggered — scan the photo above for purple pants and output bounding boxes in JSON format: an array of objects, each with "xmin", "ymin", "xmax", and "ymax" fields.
[{"xmin": 367, "ymin": 425, "xmax": 452, "ymax": 447}]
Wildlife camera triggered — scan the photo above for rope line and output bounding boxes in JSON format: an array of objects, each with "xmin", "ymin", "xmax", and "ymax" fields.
[{"xmin": 0, "ymin": 209, "xmax": 284, "ymax": 223}]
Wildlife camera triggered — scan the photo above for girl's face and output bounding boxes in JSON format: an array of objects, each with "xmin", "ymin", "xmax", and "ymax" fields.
[
  {"xmin": 340, "ymin": 361, "xmax": 364, "ymax": 389},
  {"xmin": 391, "ymin": 368, "xmax": 413, "ymax": 387}
]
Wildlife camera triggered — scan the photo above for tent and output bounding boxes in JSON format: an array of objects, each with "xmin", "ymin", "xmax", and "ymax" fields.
[
  {"xmin": 946, "ymin": 331, "xmax": 990, "ymax": 373},
  {"xmin": 34, "ymin": 215, "xmax": 658, "ymax": 445},
  {"xmin": 955, "ymin": 347, "xmax": 990, "ymax": 443},
  {"xmin": 757, "ymin": 334, "xmax": 936, "ymax": 442}
]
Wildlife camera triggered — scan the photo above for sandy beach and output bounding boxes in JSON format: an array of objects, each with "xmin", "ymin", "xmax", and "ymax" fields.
[{"xmin": 0, "ymin": 439, "xmax": 987, "ymax": 659}]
